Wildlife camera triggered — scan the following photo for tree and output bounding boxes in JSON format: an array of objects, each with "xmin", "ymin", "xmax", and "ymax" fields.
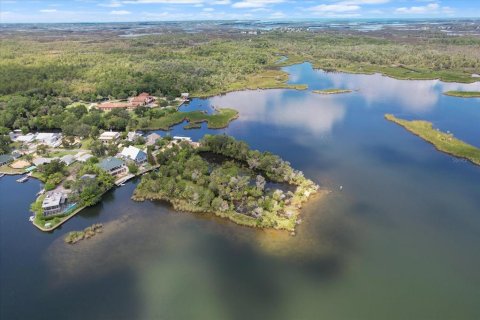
[
  {"xmin": 127, "ymin": 163, "xmax": 138, "ymax": 174},
  {"xmin": 90, "ymin": 140, "xmax": 106, "ymax": 157},
  {"xmin": 147, "ymin": 148, "xmax": 156, "ymax": 165},
  {"xmin": 36, "ymin": 144, "xmax": 49, "ymax": 156}
]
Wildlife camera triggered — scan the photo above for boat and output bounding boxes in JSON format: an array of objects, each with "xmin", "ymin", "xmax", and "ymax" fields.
[
  {"xmin": 36, "ymin": 189, "xmax": 45, "ymax": 196},
  {"xmin": 0, "ymin": 173, "xmax": 5, "ymax": 178},
  {"xmin": 29, "ymin": 216, "xmax": 34, "ymax": 222},
  {"xmin": 16, "ymin": 176, "xmax": 29, "ymax": 183}
]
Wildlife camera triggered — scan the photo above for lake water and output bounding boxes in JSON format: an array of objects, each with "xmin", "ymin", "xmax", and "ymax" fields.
[{"xmin": 1, "ymin": 63, "xmax": 480, "ymax": 320}]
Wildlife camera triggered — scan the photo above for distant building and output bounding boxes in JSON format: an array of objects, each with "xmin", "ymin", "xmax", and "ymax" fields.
[
  {"xmin": 130, "ymin": 92, "xmax": 155, "ymax": 107},
  {"xmin": 127, "ymin": 131, "xmax": 142, "ymax": 142},
  {"xmin": 15, "ymin": 133, "xmax": 36, "ymax": 144},
  {"xmin": 60, "ymin": 154, "xmax": 76, "ymax": 166},
  {"xmin": 98, "ymin": 157, "xmax": 127, "ymax": 176},
  {"xmin": 97, "ymin": 102, "xmax": 131, "ymax": 111},
  {"xmin": 145, "ymin": 133, "xmax": 161, "ymax": 146},
  {"xmin": 42, "ymin": 192, "xmax": 68, "ymax": 217},
  {"xmin": 75, "ymin": 153, "xmax": 93, "ymax": 162},
  {"xmin": 120, "ymin": 146, "xmax": 147, "ymax": 164},
  {"xmin": 173, "ymin": 136, "xmax": 192, "ymax": 142},
  {"xmin": 98, "ymin": 131, "xmax": 120, "ymax": 144},
  {"xmin": 32, "ymin": 157, "xmax": 55, "ymax": 166},
  {"xmin": 36, "ymin": 133, "xmax": 62, "ymax": 147},
  {"xmin": 181, "ymin": 93, "xmax": 190, "ymax": 101},
  {"xmin": 0, "ymin": 154, "xmax": 14, "ymax": 166}
]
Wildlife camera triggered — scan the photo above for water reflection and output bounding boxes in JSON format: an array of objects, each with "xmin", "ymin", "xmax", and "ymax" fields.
[{"xmin": 210, "ymin": 89, "xmax": 346, "ymax": 136}]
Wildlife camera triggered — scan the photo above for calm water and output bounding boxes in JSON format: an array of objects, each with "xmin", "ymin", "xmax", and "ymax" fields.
[{"xmin": 1, "ymin": 63, "xmax": 480, "ymax": 320}]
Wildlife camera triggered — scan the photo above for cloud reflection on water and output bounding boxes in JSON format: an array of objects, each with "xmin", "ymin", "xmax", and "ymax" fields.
[{"xmin": 210, "ymin": 89, "xmax": 346, "ymax": 136}]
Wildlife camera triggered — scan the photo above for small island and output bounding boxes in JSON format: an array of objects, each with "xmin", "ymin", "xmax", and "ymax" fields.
[
  {"xmin": 133, "ymin": 134, "xmax": 320, "ymax": 232},
  {"xmin": 64, "ymin": 223, "xmax": 104, "ymax": 244},
  {"xmin": 443, "ymin": 91, "xmax": 480, "ymax": 98},
  {"xmin": 385, "ymin": 114, "xmax": 480, "ymax": 166},
  {"xmin": 313, "ymin": 89, "xmax": 353, "ymax": 95}
]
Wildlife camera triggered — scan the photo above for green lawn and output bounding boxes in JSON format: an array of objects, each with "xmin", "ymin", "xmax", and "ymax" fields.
[{"xmin": 385, "ymin": 114, "xmax": 480, "ymax": 166}]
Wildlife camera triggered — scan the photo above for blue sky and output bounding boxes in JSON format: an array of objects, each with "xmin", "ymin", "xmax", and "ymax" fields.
[{"xmin": 1, "ymin": 1, "xmax": 479, "ymax": 23}]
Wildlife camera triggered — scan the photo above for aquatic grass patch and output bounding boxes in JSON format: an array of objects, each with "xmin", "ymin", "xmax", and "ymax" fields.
[
  {"xmin": 443, "ymin": 91, "xmax": 480, "ymax": 98},
  {"xmin": 313, "ymin": 89, "xmax": 352, "ymax": 95},
  {"xmin": 385, "ymin": 114, "xmax": 480, "ymax": 166},
  {"xmin": 143, "ymin": 108, "xmax": 239, "ymax": 130}
]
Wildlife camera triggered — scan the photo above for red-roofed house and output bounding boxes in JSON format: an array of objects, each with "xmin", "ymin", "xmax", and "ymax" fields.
[{"xmin": 130, "ymin": 92, "xmax": 155, "ymax": 107}]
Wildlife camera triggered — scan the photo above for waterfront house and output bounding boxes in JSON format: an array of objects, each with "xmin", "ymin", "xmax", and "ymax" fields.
[
  {"xmin": 0, "ymin": 154, "xmax": 14, "ymax": 166},
  {"xmin": 145, "ymin": 133, "xmax": 161, "ymax": 146},
  {"xmin": 181, "ymin": 93, "xmax": 190, "ymax": 101},
  {"xmin": 173, "ymin": 136, "xmax": 192, "ymax": 142},
  {"xmin": 98, "ymin": 131, "xmax": 120, "ymax": 144},
  {"xmin": 60, "ymin": 154, "xmax": 76, "ymax": 166},
  {"xmin": 127, "ymin": 131, "xmax": 142, "ymax": 142},
  {"xmin": 98, "ymin": 157, "xmax": 127, "ymax": 176},
  {"xmin": 120, "ymin": 146, "xmax": 147, "ymax": 164},
  {"xmin": 42, "ymin": 191, "xmax": 68, "ymax": 217}
]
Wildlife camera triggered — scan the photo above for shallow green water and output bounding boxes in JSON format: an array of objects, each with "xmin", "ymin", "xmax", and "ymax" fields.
[{"xmin": 1, "ymin": 63, "xmax": 480, "ymax": 319}]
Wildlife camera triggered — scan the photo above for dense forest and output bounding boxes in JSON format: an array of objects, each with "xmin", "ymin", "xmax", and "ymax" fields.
[{"xmin": 1, "ymin": 30, "xmax": 479, "ymax": 134}]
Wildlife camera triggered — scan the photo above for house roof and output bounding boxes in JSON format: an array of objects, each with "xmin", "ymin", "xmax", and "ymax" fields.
[
  {"xmin": 120, "ymin": 146, "xmax": 146, "ymax": 161},
  {"xmin": 98, "ymin": 131, "xmax": 120, "ymax": 140},
  {"xmin": 98, "ymin": 102, "xmax": 131, "ymax": 109},
  {"xmin": 99, "ymin": 157, "xmax": 125, "ymax": 171},
  {"xmin": 32, "ymin": 157, "xmax": 55, "ymax": 166},
  {"xmin": 0, "ymin": 154, "xmax": 14, "ymax": 164},
  {"xmin": 60, "ymin": 154, "xmax": 76, "ymax": 165},
  {"xmin": 42, "ymin": 192, "xmax": 67, "ymax": 208},
  {"xmin": 36, "ymin": 133, "xmax": 60, "ymax": 141}
]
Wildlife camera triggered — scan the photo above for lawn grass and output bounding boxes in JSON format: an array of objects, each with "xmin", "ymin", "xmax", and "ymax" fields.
[
  {"xmin": 443, "ymin": 91, "xmax": 480, "ymax": 98},
  {"xmin": 313, "ymin": 89, "xmax": 352, "ymax": 95},
  {"xmin": 385, "ymin": 114, "xmax": 480, "ymax": 166}
]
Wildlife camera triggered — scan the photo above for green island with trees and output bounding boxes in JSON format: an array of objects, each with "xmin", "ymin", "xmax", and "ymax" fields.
[
  {"xmin": 64, "ymin": 223, "xmax": 104, "ymax": 245},
  {"xmin": 443, "ymin": 91, "xmax": 480, "ymax": 98},
  {"xmin": 133, "ymin": 135, "xmax": 320, "ymax": 232},
  {"xmin": 313, "ymin": 89, "xmax": 353, "ymax": 95},
  {"xmin": 385, "ymin": 114, "xmax": 480, "ymax": 166}
]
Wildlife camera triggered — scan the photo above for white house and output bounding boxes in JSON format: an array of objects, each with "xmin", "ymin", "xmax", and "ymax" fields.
[
  {"xmin": 60, "ymin": 154, "xmax": 76, "ymax": 166},
  {"xmin": 120, "ymin": 146, "xmax": 147, "ymax": 164},
  {"xmin": 98, "ymin": 131, "xmax": 120, "ymax": 144},
  {"xmin": 42, "ymin": 191, "xmax": 68, "ymax": 217},
  {"xmin": 145, "ymin": 133, "xmax": 161, "ymax": 146},
  {"xmin": 36, "ymin": 133, "xmax": 62, "ymax": 147},
  {"xmin": 127, "ymin": 131, "xmax": 142, "ymax": 142},
  {"xmin": 15, "ymin": 133, "xmax": 36, "ymax": 144}
]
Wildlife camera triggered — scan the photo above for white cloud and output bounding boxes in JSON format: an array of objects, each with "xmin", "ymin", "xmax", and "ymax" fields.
[
  {"xmin": 203, "ymin": 7, "xmax": 214, "ymax": 11},
  {"xmin": 110, "ymin": 9, "xmax": 131, "ymax": 14},
  {"xmin": 99, "ymin": 1, "xmax": 123, "ymax": 7},
  {"xmin": 395, "ymin": 3, "xmax": 440, "ymax": 14},
  {"xmin": 232, "ymin": 0, "xmax": 284, "ymax": 9},
  {"xmin": 311, "ymin": 4, "xmax": 360, "ymax": 13},
  {"xmin": 39, "ymin": 9, "xmax": 58, "ymax": 13},
  {"xmin": 123, "ymin": 0, "xmax": 205, "ymax": 3}
]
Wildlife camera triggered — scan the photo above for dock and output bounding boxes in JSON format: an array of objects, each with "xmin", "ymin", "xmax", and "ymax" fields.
[
  {"xmin": 16, "ymin": 175, "xmax": 29, "ymax": 183},
  {"xmin": 115, "ymin": 174, "xmax": 135, "ymax": 186}
]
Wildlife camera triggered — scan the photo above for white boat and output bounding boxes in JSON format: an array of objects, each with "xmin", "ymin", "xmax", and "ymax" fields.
[
  {"xmin": 29, "ymin": 216, "xmax": 34, "ymax": 222},
  {"xmin": 16, "ymin": 176, "xmax": 29, "ymax": 183},
  {"xmin": 0, "ymin": 173, "xmax": 5, "ymax": 178}
]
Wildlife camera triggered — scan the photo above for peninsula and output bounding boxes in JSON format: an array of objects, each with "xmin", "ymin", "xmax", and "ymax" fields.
[
  {"xmin": 443, "ymin": 91, "xmax": 480, "ymax": 98},
  {"xmin": 313, "ymin": 89, "xmax": 353, "ymax": 95},
  {"xmin": 133, "ymin": 134, "xmax": 320, "ymax": 232},
  {"xmin": 385, "ymin": 114, "xmax": 480, "ymax": 166}
]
